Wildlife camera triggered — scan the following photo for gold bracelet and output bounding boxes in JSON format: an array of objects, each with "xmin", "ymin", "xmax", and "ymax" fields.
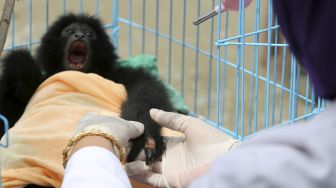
[{"xmin": 62, "ymin": 130, "xmax": 126, "ymax": 168}]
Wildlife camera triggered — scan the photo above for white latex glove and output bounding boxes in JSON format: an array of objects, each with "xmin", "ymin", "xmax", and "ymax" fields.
[
  {"xmin": 75, "ymin": 112, "xmax": 144, "ymax": 148},
  {"xmin": 126, "ymin": 109, "xmax": 240, "ymax": 188}
]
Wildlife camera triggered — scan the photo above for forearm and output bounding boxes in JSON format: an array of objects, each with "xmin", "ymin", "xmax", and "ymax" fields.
[{"xmin": 62, "ymin": 136, "xmax": 131, "ymax": 188}]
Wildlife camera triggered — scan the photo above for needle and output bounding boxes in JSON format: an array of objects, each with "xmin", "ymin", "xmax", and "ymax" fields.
[{"xmin": 193, "ymin": 9, "xmax": 217, "ymax": 26}]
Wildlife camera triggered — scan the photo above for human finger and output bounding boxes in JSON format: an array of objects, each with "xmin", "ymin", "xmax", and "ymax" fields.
[
  {"xmin": 150, "ymin": 161, "xmax": 162, "ymax": 174},
  {"xmin": 220, "ymin": 0, "xmax": 253, "ymax": 11},
  {"xmin": 125, "ymin": 160, "xmax": 162, "ymax": 175},
  {"xmin": 127, "ymin": 121, "xmax": 145, "ymax": 139},
  {"xmin": 76, "ymin": 114, "xmax": 144, "ymax": 146},
  {"xmin": 76, "ymin": 113, "xmax": 144, "ymax": 136},
  {"xmin": 150, "ymin": 109, "xmax": 191, "ymax": 133},
  {"xmin": 126, "ymin": 161, "xmax": 167, "ymax": 187}
]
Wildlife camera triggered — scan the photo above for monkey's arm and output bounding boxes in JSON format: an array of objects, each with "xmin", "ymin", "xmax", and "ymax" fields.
[
  {"xmin": 109, "ymin": 67, "xmax": 174, "ymax": 163},
  {"xmin": 0, "ymin": 50, "xmax": 42, "ymax": 132}
]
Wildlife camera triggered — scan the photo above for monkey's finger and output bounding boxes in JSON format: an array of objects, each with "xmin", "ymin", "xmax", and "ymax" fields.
[{"xmin": 134, "ymin": 149, "xmax": 163, "ymax": 172}]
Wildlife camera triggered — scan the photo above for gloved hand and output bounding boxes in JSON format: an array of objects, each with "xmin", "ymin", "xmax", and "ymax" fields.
[
  {"xmin": 216, "ymin": 0, "xmax": 252, "ymax": 12},
  {"xmin": 74, "ymin": 112, "xmax": 144, "ymax": 148},
  {"xmin": 126, "ymin": 109, "xmax": 240, "ymax": 188}
]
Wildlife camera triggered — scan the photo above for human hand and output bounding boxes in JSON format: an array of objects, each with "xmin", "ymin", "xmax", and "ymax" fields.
[
  {"xmin": 216, "ymin": 0, "xmax": 253, "ymax": 12},
  {"xmin": 194, "ymin": 0, "xmax": 253, "ymax": 25},
  {"xmin": 74, "ymin": 112, "xmax": 144, "ymax": 148},
  {"xmin": 126, "ymin": 109, "xmax": 240, "ymax": 187}
]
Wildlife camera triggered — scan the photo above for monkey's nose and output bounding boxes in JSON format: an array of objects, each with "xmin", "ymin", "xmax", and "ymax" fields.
[{"xmin": 74, "ymin": 33, "xmax": 85, "ymax": 39}]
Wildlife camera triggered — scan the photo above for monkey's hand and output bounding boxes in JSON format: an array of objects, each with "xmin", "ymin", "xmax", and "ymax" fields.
[
  {"xmin": 125, "ymin": 109, "xmax": 240, "ymax": 188},
  {"xmin": 126, "ymin": 113, "xmax": 164, "ymax": 166}
]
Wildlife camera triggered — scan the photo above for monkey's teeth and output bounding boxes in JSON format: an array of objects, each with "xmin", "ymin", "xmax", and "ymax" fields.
[{"xmin": 69, "ymin": 62, "xmax": 84, "ymax": 70}]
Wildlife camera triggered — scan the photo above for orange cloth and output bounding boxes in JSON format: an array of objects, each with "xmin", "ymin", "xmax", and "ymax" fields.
[{"xmin": 0, "ymin": 71, "xmax": 127, "ymax": 187}]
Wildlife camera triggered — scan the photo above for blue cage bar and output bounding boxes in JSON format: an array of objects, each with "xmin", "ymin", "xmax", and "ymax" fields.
[{"xmin": 0, "ymin": 1, "xmax": 324, "ymax": 181}]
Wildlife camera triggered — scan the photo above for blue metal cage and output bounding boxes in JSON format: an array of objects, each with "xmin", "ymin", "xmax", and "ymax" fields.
[
  {"xmin": 0, "ymin": 1, "xmax": 324, "ymax": 184},
  {"xmin": 112, "ymin": 0, "xmax": 325, "ymax": 139}
]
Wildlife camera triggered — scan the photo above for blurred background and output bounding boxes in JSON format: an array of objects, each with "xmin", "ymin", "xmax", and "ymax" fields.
[
  {"xmin": 1, "ymin": 0, "xmax": 320, "ymax": 141},
  {"xmin": 1, "ymin": 0, "xmax": 324, "ymax": 187}
]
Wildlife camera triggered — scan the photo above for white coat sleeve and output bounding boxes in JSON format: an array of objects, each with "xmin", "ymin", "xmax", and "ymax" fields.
[
  {"xmin": 62, "ymin": 146, "xmax": 131, "ymax": 188},
  {"xmin": 190, "ymin": 102, "xmax": 336, "ymax": 188}
]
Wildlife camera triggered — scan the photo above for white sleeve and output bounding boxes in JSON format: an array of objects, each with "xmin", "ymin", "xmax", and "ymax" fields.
[
  {"xmin": 62, "ymin": 146, "xmax": 131, "ymax": 188},
  {"xmin": 189, "ymin": 104, "xmax": 336, "ymax": 188},
  {"xmin": 190, "ymin": 142, "xmax": 316, "ymax": 188}
]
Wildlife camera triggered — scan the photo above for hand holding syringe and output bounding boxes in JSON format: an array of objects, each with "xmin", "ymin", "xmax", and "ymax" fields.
[{"xmin": 193, "ymin": 0, "xmax": 252, "ymax": 25}]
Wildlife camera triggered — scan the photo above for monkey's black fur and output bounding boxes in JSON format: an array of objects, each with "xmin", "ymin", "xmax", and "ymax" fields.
[{"xmin": 0, "ymin": 14, "xmax": 175, "ymax": 175}]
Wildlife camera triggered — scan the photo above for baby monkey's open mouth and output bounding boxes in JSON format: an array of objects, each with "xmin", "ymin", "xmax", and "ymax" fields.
[{"xmin": 67, "ymin": 40, "xmax": 88, "ymax": 70}]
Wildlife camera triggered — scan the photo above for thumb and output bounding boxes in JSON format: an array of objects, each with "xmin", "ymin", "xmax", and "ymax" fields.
[
  {"xmin": 150, "ymin": 109, "xmax": 190, "ymax": 134},
  {"xmin": 127, "ymin": 121, "xmax": 144, "ymax": 139}
]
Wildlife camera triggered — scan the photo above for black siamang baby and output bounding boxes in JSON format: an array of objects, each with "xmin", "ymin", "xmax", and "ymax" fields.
[{"xmin": 0, "ymin": 14, "xmax": 176, "ymax": 165}]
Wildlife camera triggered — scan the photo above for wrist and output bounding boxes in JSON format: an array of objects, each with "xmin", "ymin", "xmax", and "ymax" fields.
[
  {"xmin": 63, "ymin": 130, "xmax": 127, "ymax": 168},
  {"xmin": 69, "ymin": 136, "xmax": 116, "ymax": 157}
]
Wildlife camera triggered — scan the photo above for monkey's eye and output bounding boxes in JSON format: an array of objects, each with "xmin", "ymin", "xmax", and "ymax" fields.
[
  {"xmin": 85, "ymin": 32, "xmax": 92, "ymax": 36},
  {"xmin": 66, "ymin": 29, "xmax": 75, "ymax": 34}
]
